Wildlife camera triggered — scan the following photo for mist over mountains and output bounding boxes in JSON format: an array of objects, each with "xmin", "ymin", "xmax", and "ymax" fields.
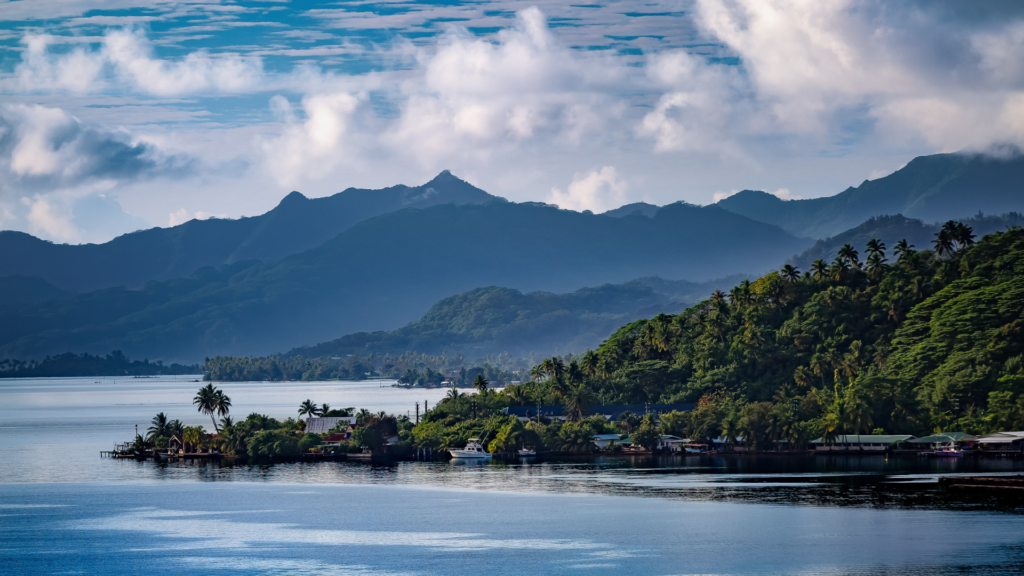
[{"xmin": 2, "ymin": 150, "xmax": 1023, "ymax": 363}]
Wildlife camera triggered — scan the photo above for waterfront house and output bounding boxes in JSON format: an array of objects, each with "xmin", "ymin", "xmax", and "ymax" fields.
[
  {"xmin": 168, "ymin": 434, "xmax": 183, "ymax": 454},
  {"xmin": 305, "ymin": 416, "xmax": 357, "ymax": 435},
  {"xmin": 810, "ymin": 434, "xmax": 914, "ymax": 451},
  {"xmin": 658, "ymin": 435, "xmax": 688, "ymax": 452},
  {"xmin": 906, "ymin": 432, "xmax": 974, "ymax": 451},
  {"xmin": 592, "ymin": 434, "xmax": 622, "ymax": 449},
  {"xmin": 972, "ymin": 431, "xmax": 1024, "ymax": 452},
  {"xmin": 503, "ymin": 403, "xmax": 694, "ymax": 422}
]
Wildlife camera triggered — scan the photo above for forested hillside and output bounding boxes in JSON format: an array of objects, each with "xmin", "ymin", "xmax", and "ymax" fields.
[
  {"xmin": 288, "ymin": 276, "xmax": 745, "ymax": 358},
  {"xmin": 0, "ymin": 201, "xmax": 802, "ymax": 362},
  {"xmin": 717, "ymin": 150, "xmax": 1024, "ymax": 238},
  {"xmin": 501, "ymin": 223, "xmax": 1024, "ymax": 444}
]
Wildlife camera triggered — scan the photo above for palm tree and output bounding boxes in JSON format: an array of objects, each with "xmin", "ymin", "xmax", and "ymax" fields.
[
  {"xmin": 844, "ymin": 391, "xmax": 873, "ymax": 451},
  {"xmin": 865, "ymin": 252, "xmax": 886, "ymax": 280},
  {"xmin": 810, "ymin": 353, "xmax": 828, "ymax": 387},
  {"xmin": 954, "ymin": 222, "xmax": 976, "ymax": 249},
  {"xmin": 780, "ymin": 264, "xmax": 801, "ymax": 282},
  {"xmin": 810, "ymin": 258, "xmax": 828, "ymax": 280},
  {"xmin": 299, "ymin": 399, "xmax": 319, "ymax": 419},
  {"xmin": 793, "ymin": 366, "xmax": 813, "ymax": 388},
  {"xmin": 147, "ymin": 412, "xmax": 171, "ymax": 440},
  {"xmin": 830, "ymin": 257, "xmax": 850, "ymax": 282},
  {"xmin": 168, "ymin": 419, "xmax": 184, "ymax": 437},
  {"xmin": 580, "ymin": 350, "xmax": 599, "ymax": 379},
  {"xmin": 933, "ymin": 225, "xmax": 955, "ymax": 258},
  {"xmin": 472, "ymin": 374, "xmax": 488, "ymax": 394},
  {"xmin": 566, "ymin": 360, "xmax": 584, "ymax": 385},
  {"xmin": 219, "ymin": 415, "xmax": 234, "ymax": 431},
  {"xmin": 319, "ymin": 403, "xmax": 331, "ymax": 416},
  {"xmin": 547, "ymin": 357, "xmax": 566, "ymax": 382},
  {"xmin": 183, "ymin": 426, "xmax": 204, "ymax": 453},
  {"xmin": 865, "ymin": 238, "xmax": 886, "ymax": 259},
  {"xmin": 563, "ymin": 383, "xmax": 595, "ymax": 422},
  {"xmin": 193, "ymin": 384, "xmax": 228, "ymax": 433},
  {"xmin": 447, "ymin": 386, "xmax": 463, "ymax": 400},
  {"xmin": 838, "ymin": 244, "xmax": 860, "ymax": 268},
  {"xmin": 710, "ymin": 289, "xmax": 727, "ymax": 304},
  {"xmin": 893, "ymin": 239, "xmax": 914, "ymax": 261}
]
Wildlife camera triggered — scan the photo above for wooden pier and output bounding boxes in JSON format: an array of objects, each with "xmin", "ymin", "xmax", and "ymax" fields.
[{"xmin": 939, "ymin": 475, "xmax": 1024, "ymax": 491}]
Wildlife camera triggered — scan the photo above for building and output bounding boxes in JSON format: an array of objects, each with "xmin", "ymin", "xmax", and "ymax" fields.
[
  {"xmin": 810, "ymin": 434, "xmax": 915, "ymax": 451},
  {"xmin": 972, "ymin": 431, "xmax": 1024, "ymax": 452},
  {"xmin": 906, "ymin": 432, "xmax": 974, "ymax": 450},
  {"xmin": 305, "ymin": 416, "xmax": 357, "ymax": 434},
  {"xmin": 592, "ymin": 434, "xmax": 622, "ymax": 449},
  {"xmin": 658, "ymin": 435, "xmax": 688, "ymax": 452},
  {"xmin": 503, "ymin": 403, "xmax": 694, "ymax": 422}
]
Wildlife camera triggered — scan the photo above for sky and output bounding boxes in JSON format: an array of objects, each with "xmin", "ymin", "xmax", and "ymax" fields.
[{"xmin": 1, "ymin": 0, "xmax": 1023, "ymax": 244}]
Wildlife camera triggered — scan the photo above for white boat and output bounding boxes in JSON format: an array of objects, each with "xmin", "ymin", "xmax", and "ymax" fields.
[
  {"xmin": 449, "ymin": 439, "xmax": 492, "ymax": 459},
  {"xmin": 518, "ymin": 448, "xmax": 536, "ymax": 456},
  {"xmin": 934, "ymin": 441, "xmax": 963, "ymax": 457}
]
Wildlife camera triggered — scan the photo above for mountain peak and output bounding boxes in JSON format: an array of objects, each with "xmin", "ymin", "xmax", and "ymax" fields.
[{"xmin": 278, "ymin": 191, "xmax": 308, "ymax": 206}]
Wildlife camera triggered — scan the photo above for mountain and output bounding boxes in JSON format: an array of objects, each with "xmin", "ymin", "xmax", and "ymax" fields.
[
  {"xmin": 0, "ymin": 200, "xmax": 808, "ymax": 362},
  {"xmin": 287, "ymin": 275, "xmax": 747, "ymax": 359},
  {"xmin": 0, "ymin": 171, "xmax": 494, "ymax": 292},
  {"xmin": 602, "ymin": 202, "xmax": 660, "ymax": 218},
  {"xmin": 790, "ymin": 212, "xmax": 1024, "ymax": 270},
  {"xmin": 716, "ymin": 150, "xmax": 1024, "ymax": 238}
]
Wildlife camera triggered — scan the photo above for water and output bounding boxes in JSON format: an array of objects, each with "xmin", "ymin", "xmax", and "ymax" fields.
[{"xmin": 3, "ymin": 377, "xmax": 1024, "ymax": 575}]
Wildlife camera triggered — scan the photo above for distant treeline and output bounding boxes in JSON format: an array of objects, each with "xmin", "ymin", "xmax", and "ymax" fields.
[
  {"xmin": 0, "ymin": 351, "xmax": 200, "ymax": 378},
  {"xmin": 202, "ymin": 351, "xmax": 525, "ymax": 384}
]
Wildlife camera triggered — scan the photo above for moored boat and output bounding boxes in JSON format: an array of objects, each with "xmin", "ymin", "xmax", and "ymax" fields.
[
  {"xmin": 934, "ymin": 441, "xmax": 963, "ymax": 457},
  {"xmin": 449, "ymin": 439, "xmax": 492, "ymax": 459},
  {"xmin": 518, "ymin": 447, "xmax": 536, "ymax": 456}
]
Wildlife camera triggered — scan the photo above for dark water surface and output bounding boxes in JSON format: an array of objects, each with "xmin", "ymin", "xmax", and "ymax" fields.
[{"xmin": 3, "ymin": 377, "xmax": 1024, "ymax": 575}]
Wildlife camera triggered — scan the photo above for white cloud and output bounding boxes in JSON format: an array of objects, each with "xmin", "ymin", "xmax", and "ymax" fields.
[
  {"xmin": 22, "ymin": 195, "xmax": 78, "ymax": 242},
  {"xmin": 168, "ymin": 208, "xmax": 226, "ymax": 226},
  {"xmin": 548, "ymin": 166, "xmax": 628, "ymax": 213},
  {"xmin": 261, "ymin": 93, "xmax": 362, "ymax": 187},
  {"xmin": 712, "ymin": 189, "xmax": 739, "ymax": 203}
]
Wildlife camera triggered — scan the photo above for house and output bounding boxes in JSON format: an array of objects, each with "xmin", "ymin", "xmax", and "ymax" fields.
[
  {"xmin": 168, "ymin": 434, "xmax": 183, "ymax": 454},
  {"xmin": 972, "ymin": 431, "xmax": 1024, "ymax": 451},
  {"xmin": 503, "ymin": 403, "xmax": 694, "ymax": 422},
  {"xmin": 810, "ymin": 434, "xmax": 915, "ymax": 451},
  {"xmin": 906, "ymin": 432, "xmax": 974, "ymax": 450},
  {"xmin": 305, "ymin": 416, "xmax": 357, "ymax": 435},
  {"xmin": 658, "ymin": 435, "xmax": 689, "ymax": 452},
  {"xmin": 592, "ymin": 434, "xmax": 622, "ymax": 449}
]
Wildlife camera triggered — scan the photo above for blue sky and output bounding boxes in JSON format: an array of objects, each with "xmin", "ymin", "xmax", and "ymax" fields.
[{"xmin": 1, "ymin": 0, "xmax": 1023, "ymax": 243}]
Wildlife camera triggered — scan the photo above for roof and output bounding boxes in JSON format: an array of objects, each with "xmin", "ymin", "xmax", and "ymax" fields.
[
  {"xmin": 908, "ymin": 432, "xmax": 974, "ymax": 443},
  {"xmin": 324, "ymin": 433, "xmax": 348, "ymax": 442},
  {"xmin": 305, "ymin": 416, "xmax": 356, "ymax": 435},
  {"xmin": 973, "ymin": 432, "xmax": 1024, "ymax": 443},
  {"xmin": 503, "ymin": 403, "xmax": 694, "ymax": 421},
  {"xmin": 810, "ymin": 435, "xmax": 914, "ymax": 444},
  {"xmin": 592, "ymin": 434, "xmax": 621, "ymax": 440}
]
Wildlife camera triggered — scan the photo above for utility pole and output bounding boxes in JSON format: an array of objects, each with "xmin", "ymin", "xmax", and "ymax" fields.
[{"xmin": 415, "ymin": 402, "xmax": 420, "ymax": 424}]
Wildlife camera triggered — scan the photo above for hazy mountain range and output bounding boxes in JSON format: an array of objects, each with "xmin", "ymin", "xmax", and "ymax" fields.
[
  {"xmin": 715, "ymin": 149, "xmax": 1024, "ymax": 238},
  {"xmin": 2, "ymin": 150, "xmax": 1023, "ymax": 363}
]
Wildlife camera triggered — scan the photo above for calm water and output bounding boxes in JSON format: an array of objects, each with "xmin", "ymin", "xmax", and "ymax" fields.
[{"xmin": 3, "ymin": 376, "xmax": 1024, "ymax": 575}]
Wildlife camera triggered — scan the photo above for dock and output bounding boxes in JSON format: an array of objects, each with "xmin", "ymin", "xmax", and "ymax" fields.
[{"xmin": 939, "ymin": 475, "xmax": 1024, "ymax": 491}]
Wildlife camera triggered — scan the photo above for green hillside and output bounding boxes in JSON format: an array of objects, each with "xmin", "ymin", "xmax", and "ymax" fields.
[
  {"xmin": 503, "ymin": 223, "xmax": 1024, "ymax": 443},
  {"xmin": 288, "ymin": 276, "xmax": 746, "ymax": 358},
  {"xmin": 0, "ymin": 200, "xmax": 803, "ymax": 362},
  {"xmin": 717, "ymin": 150, "xmax": 1024, "ymax": 238}
]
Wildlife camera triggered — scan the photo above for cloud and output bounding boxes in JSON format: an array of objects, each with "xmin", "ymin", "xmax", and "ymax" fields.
[
  {"xmin": 261, "ymin": 92, "xmax": 362, "ymax": 187},
  {"xmin": 167, "ymin": 208, "xmax": 227, "ymax": 227},
  {"xmin": 548, "ymin": 166, "xmax": 628, "ymax": 213},
  {"xmin": 0, "ymin": 103, "xmax": 192, "ymax": 189}
]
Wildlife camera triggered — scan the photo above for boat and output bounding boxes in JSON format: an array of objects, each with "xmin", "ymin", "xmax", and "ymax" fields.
[
  {"xmin": 518, "ymin": 448, "xmax": 536, "ymax": 456},
  {"xmin": 449, "ymin": 439, "xmax": 492, "ymax": 459},
  {"xmin": 934, "ymin": 441, "xmax": 963, "ymax": 457}
]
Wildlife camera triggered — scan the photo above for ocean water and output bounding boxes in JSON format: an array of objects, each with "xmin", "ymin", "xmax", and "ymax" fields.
[{"xmin": 3, "ymin": 376, "xmax": 1024, "ymax": 575}]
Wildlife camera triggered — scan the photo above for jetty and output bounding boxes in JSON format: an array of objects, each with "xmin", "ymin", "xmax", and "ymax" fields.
[{"xmin": 939, "ymin": 475, "xmax": 1024, "ymax": 492}]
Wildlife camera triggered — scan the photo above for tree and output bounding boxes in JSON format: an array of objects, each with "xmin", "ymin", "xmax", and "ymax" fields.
[
  {"xmin": 473, "ymin": 374, "xmax": 489, "ymax": 394},
  {"xmin": 193, "ymin": 384, "xmax": 230, "ymax": 433},
  {"xmin": 564, "ymin": 382, "xmax": 595, "ymax": 422},
  {"xmin": 893, "ymin": 239, "xmax": 915, "ymax": 261},
  {"xmin": 838, "ymin": 243, "xmax": 860, "ymax": 268},
  {"xmin": 447, "ymin": 386, "xmax": 463, "ymax": 400},
  {"xmin": 780, "ymin": 264, "xmax": 801, "ymax": 282},
  {"xmin": 147, "ymin": 412, "xmax": 170, "ymax": 440},
  {"xmin": 810, "ymin": 258, "xmax": 829, "ymax": 280},
  {"xmin": 617, "ymin": 411, "xmax": 640, "ymax": 434},
  {"xmin": 632, "ymin": 416, "xmax": 661, "ymax": 451},
  {"xmin": 865, "ymin": 238, "xmax": 886, "ymax": 259},
  {"xmin": 183, "ymin": 425, "xmax": 205, "ymax": 453},
  {"xmin": 299, "ymin": 400, "xmax": 319, "ymax": 419},
  {"xmin": 318, "ymin": 403, "xmax": 331, "ymax": 416}
]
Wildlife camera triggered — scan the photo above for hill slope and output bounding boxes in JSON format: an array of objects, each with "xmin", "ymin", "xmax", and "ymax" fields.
[
  {"xmin": 287, "ymin": 276, "xmax": 746, "ymax": 358},
  {"xmin": 716, "ymin": 150, "xmax": 1024, "ymax": 238},
  {"xmin": 0, "ymin": 171, "xmax": 493, "ymax": 292},
  {"xmin": 0, "ymin": 200, "xmax": 808, "ymax": 362}
]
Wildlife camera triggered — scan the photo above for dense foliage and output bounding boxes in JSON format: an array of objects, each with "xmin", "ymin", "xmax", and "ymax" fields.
[
  {"xmin": 0, "ymin": 350, "xmax": 199, "ymax": 378},
  {"xmin": 202, "ymin": 351, "xmax": 521, "ymax": 383},
  {"xmin": 498, "ymin": 224, "xmax": 1024, "ymax": 447}
]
